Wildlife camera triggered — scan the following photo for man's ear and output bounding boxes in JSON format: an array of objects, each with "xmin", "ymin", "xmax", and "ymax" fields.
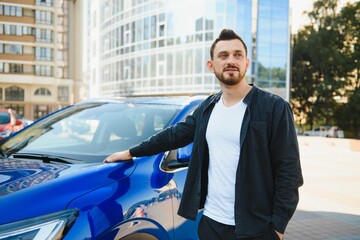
[
  {"xmin": 207, "ymin": 60, "xmax": 214, "ymax": 72},
  {"xmin": 245, "ymin": 58, "xmax": 250, "ymax": 70}
]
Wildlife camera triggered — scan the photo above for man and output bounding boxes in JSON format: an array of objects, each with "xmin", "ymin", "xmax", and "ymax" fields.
[{"xmin": 104, "ymin": 29, "xmax": 303, "ymax": 240}]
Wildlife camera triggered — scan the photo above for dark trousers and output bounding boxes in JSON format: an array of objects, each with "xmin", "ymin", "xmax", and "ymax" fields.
[{"xmin": 198, "ymin": 215, "xmax": 280, "ymax": 240}]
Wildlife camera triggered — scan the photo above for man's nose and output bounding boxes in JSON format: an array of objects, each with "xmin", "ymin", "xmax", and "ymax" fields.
[{"xmin": 226, "ymin": 55, "xmax": 236, "ymax": 65}]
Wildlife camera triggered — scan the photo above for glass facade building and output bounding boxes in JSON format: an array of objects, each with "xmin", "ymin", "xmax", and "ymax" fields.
[{"xmin": 87, "ymin": 0, "xmax": 290, "ymax": 99}]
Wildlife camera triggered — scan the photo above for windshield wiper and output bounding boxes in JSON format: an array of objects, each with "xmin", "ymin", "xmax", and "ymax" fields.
[{"xmin": 11, "ymin": 153, "xmax": 84, "ymax": 164}]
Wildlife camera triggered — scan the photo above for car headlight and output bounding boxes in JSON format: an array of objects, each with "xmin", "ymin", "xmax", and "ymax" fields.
[{"xmin": 0, "ymin": 209, "xmax": 78, "ymax": 240}]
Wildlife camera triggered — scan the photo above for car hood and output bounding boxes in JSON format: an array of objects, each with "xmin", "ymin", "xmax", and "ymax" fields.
[
  {"xmin": 0, "ymin": 124, "xmax": 9, "ymax": 131},
  {"xmin": 0, "ymin": 158, "xmax": 136, "ymax": 224}
]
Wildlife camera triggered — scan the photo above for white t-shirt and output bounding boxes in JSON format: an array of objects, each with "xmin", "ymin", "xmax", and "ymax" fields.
[{"xmin": 203, "ymin": 96, "xmax": 247, "ymax": 225}]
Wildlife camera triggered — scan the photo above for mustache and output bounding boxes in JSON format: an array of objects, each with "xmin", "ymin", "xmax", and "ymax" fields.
[{"xmin": 223, "ymin": 65, "xmax": 239, "ymax": 71}]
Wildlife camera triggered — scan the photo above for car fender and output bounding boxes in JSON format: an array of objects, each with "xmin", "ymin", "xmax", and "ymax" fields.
[{"xmin": 64, "ymin": 177, "xmax": 171, "ymax": 240}]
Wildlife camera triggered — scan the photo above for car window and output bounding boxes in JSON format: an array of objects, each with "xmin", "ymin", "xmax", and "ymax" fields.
[
  {"xmin": 154, "ymin": 115, "xmax": 165, "ymax": 131},
  {"xmin": 0, "ymin": 112, "xmax": 10, "ymax": 124},
  {"xmin": 27, "ymin": 118, "xmax": 99, "ymax": 150},
  {"xmin": 1, "ymin": 102, "xmax": 180, "ymax": 163}
]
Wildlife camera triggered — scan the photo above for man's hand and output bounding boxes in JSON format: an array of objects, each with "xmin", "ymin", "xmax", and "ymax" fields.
[
  {"xmin": 103, "ymin": 150, "xmax": 133, "ymax": 163},
  {"xmin": 275, "ymin": 230, "xmax": 284, "ymax": 240}
]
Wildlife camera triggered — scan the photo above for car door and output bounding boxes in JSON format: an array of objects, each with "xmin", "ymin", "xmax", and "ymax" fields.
[
  {"xmin": 159, "ymin": 144, "xmax": 200, "ymax": 240},
  {"xmin": 159, "ymin": 106, "xmax": 201, "ymax": 240}
]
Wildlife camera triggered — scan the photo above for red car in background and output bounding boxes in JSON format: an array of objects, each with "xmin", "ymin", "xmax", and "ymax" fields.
[{"xmin": 0, "ymin": 109, "xmax": 24, "ymax": 140}]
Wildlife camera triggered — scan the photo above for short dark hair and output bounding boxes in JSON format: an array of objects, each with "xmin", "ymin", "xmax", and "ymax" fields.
[{"xmin": 210, "ymin": 29, "xmax": 248, "ymax": 60}]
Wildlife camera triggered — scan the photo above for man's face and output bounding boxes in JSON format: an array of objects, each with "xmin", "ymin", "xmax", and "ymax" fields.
[{"xmin": 207, "ymin": 39, "xmax": 250, "ymax": 86}]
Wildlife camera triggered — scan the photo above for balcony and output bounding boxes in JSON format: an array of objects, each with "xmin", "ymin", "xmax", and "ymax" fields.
[
  {"xmin": 0, "ymin": 35, "xmax": 35, "ymax": 42},
  {"xmin": 0, "ymin": 15, "xmax": 35, "ymax": 24},
  {"xmin": 0, "ymin": 53, "xmax": 35, "ymax": 61},
  {"xmin": 0, "ymin": 0, "xmax": 35, "ymax": 5}
]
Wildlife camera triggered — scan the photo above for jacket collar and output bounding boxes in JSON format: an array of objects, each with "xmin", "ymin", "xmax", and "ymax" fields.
[
  {"xmin": 243, "ymin": 84, "xmax": 256, "ymax": 105},
  {"xmin": 209, "ymin": 84, "xmax": 257, "ymax": 106}
]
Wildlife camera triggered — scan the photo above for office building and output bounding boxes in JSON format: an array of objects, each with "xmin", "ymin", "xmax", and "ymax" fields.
[
  {"xmin": 0, "ymin": 0, "xmax": 85, "ymax": 120},
  {"xmin": 87, "ymin": 0, "xmax": 290, "ymax": 99}
]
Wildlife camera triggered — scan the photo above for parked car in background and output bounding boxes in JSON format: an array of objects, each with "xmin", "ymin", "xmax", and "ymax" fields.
[
  {"xmin": 15, "ymin": 113, "xmax": 34, "ymax": 127},
  {"xmin": 328, "ymin": 126, "xmax": 344, "ymax": 138},
  {"xmin": 0, "ymin": 109, "xmax": 24, "ymax": 140},
  {"xmin": 303, "ymin": 126, "xmax": 344, "ymax": 138},
  {"xmin": 0, "ymin": 96, "xmax": 206, "ymax": 240}
]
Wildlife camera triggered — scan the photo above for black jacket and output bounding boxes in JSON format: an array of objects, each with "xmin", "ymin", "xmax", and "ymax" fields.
[{"xmin": 130, "ymin": 86, "xmax": 303, "ymax": 238}]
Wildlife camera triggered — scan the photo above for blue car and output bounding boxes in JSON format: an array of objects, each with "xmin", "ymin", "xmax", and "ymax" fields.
[{"xmin": 0, "ymin": 96, "xmax": 206, "ymax": 239}]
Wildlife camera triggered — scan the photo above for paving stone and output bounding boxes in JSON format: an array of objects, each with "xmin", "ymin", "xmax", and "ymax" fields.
[{"xmin": 284, "ymin": 137, "xmax": 360, "ymax": 240}]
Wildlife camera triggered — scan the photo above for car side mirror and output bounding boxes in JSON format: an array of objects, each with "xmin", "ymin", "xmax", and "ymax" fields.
[
  {"xmin": 160, "ymin": 143, "xmax": 193, "ymax": 172},
  {"xmin": 177, "ymin": 143, "xmax": 192, "ymax": 163}
]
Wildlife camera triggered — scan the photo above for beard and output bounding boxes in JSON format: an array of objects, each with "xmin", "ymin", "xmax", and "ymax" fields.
[{"xmin": 214, "ymin": 66, "xmax": 246, "ymax": 86}]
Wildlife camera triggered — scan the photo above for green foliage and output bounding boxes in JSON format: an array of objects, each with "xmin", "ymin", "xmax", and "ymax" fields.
[
  {"xmin": 335, "ymin": 88, "xmax": 360, "ymax": 138},
  {"xmin": 290, "ymin": 0, "xmax": 360, "ymax": 138}
]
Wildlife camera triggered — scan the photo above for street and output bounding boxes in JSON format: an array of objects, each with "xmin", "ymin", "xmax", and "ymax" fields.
[{"xmin": 286, "ymin": 136, "xmax": 360, "ymax": 239}]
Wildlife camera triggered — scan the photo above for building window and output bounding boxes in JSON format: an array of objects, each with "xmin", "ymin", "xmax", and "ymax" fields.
[
  {"xmin": 1, "ymin": 63, "xmax": 24, "ymax": 73},
  {"xmin": 3, "ymin": 25, "xmax": 9, "ymax": 34},
  {"xmin": 36, "ymin": 0, "xmax": 54, "ymax": 7},
  {"xmin": 10, "ymin": 25, "xmax": 16, "ymax": 35},
  {"xmin": 10, "ymin": 6, "xmax": 15, "ymax": 16},
  {"xmin": 157, "ymin": 62, "xmax": 165, "ymax": 77},
  {"xmin": 205, "ymin": 19, "xmax": 214, "ymax": 30},
  {"xmin": 36, "ymin": 29, "xmax": 53, "ymax": 43},
  {"xmin": 9, "ymin": 64, "xmax": 23, "ymax": 73},
  {"xmin": 5, "ymin": 86, "xmax": 24, "ymax": 101},
  {"xmin": 159, "ymin": 24, "xmax": 165, "ymax": 37},
  {"xmin": 36, "ymin": 47, "xmax": 53, "ymax": 61},
  {"xmin": 3, "ymin": 6, "xmax": 9, "ymax": 15},
  {"xmin": 35, "ymin": 10, "xmax": 53, "ymax": 24},
  {"xmin": 16, "ymin": 25, "xmax": 22, "ymax": 35},
  {"xmin": 1, "ymin": 6, "xmax": 22, "ymax": 17},
  {"xmin": 0, "ymin": 88, "xmax": 2, "ymax": 100},
  {"xmin": 2, "ymin": 44, "xmax": 23, "ymax": 54},
  {"xmin": 151, "ymin": 15, "xmax": 157, "ymax": 39},
  {"xmin": 35, "ymin": 65, "xmax": 53, "ymax": 76},
  {"xmin": 34, "ymin": 105, "xmax": 50, "ymax": 120},
  {"xmin": 23, "ymin": 26, "xmax": 34, "ymax": 35},
  {"xmin": 124, "ymin": 66, "xmax": 130, "ymax": 80},
  {"xmin": 58, "ymin": 86, "xmax": 69, "ymax": 101},
  {"xmin": 35, "ymin": 88, "xmax": 52, "ymax": 96},
  {"xmin": 0, "ymin": 24, "xmax": 34, "ymax": 36},
  {"xmin": 4, "ymin": 104, "xmax": 24, "ymax": 117},
  {"xmin": 16, "ymin": 6, "xmax": 22, "ymax": 16}
]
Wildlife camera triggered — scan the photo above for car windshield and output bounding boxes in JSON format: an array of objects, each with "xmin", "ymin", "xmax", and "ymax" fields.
[
  {"xmin": 0, "ymin": 102, "xmax": 180, "ymax": 163},
  {"xmin": 0, "ymin": 112, "xmax": 10, "ymax": 124}
]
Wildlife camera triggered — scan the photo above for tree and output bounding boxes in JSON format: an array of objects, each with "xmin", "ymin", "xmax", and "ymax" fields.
[
  {"xmin": 291, "ymin": 31, "xmax": 317, "ymax": 128},
  {"xmin": 335, "ymin": 88, "xmax": 360, "ymax": 138},
  {"xmin": 333, "ymin": 2, "xmax": 360, "ymax": 138},
  {"xmin": 290, "ymin": 0, "xmax": 359, "ymax": 137}
]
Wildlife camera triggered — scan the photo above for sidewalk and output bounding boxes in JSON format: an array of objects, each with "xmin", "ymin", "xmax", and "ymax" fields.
[{"xmin": 286, "ymin": 136, "xmax": 360, "ymax": 240}]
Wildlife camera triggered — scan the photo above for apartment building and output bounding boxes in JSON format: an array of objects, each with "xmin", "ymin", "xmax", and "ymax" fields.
[{"xmin": 0, "ymin": 0, "xmax": 85, "ymax": 120}]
